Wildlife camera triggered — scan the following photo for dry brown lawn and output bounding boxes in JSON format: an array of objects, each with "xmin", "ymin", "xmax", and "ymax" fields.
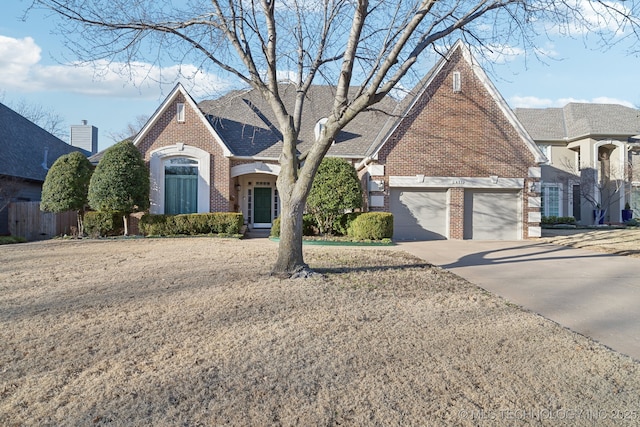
[
  {"xmin": 542, "ymin": 228, "xmax": 640, "ymax": 258},
  {"xmin": 2, "ymin": 237, "xmax": 640, "ymax": 426}
]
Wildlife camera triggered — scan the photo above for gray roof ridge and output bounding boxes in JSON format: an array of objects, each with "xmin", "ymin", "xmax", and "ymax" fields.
[{"xmin": 561, "ymin": 104, "xmax": 570, "ymax": 139}]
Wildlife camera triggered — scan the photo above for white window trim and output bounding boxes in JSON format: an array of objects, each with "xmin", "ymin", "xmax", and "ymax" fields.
[
  {"xmin": 176, "ymin": 103, "xmax": 185, "ymax": 123},
  {"xmin": 541, "ymin": 182, "xmax": 563, "ymax": 217},
  {"xmin": 149, "ymin": 144, "xmax": 210, "ymax": 214},
  {"xmin": 452, "ymin": 71, "xmax": 461, "ymax": 93}
]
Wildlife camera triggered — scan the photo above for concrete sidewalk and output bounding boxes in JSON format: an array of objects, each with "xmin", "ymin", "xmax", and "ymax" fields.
[{"xmin": 396, "ymin": 240, "xmax": 640, "ymax": 361}]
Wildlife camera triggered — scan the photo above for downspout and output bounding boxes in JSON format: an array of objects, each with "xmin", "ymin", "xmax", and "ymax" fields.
[{"xmin": 41, "ymin": 147, "xmax": 49, "ymax": 171}]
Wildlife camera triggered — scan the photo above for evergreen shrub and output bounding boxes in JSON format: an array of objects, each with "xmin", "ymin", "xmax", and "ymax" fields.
[{"xmin": 347, "ymin": 212, "xmax": 393, "ymax": 240}]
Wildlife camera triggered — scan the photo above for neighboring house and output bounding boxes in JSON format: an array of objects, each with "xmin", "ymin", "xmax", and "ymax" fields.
[
  {"xmin": 134, "ymin": 40, "xmax": 545, "ymax": 240},
  {"xmin": 515, "ymin": 103, "xmax": 640, "ymax": 224},
  {"xmin": 0, "ymin": 103, "xmax": 89, "ymax": 235}
]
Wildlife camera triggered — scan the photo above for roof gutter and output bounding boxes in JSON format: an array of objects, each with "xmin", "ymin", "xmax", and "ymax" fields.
[{"xmin": 356, "ymin": 156, "xmax": 374, "ymax": 172}]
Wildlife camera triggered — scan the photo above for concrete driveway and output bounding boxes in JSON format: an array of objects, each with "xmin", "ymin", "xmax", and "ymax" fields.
[{"xmin": 396, "ymin": 239, "xmax": 640, "ymax": 361}]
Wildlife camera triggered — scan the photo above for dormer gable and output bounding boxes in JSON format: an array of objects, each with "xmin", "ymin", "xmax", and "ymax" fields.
[{"xmin": 133, "ymin": 83, "xmax": 232, "ymax": 157}]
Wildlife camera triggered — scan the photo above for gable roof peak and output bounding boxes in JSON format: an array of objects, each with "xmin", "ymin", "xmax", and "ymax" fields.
[
  {"xmin": 133, "ymin": 83, "xmax": 232, "ymax": 157},
  {"xmin": 366, "ymin": 39, "xmax": 546, "ymax": 163}
]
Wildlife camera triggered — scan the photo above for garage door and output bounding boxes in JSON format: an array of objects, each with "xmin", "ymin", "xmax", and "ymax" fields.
[
  {"xmin": 390, "ymin": 189, "xmax": 447, "ymax": 240},
  {"xmin": 464, "ymin": 190, "xmax": 519, "ymax": 240}
]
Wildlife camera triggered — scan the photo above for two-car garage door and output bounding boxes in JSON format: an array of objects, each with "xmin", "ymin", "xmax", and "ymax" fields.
[{"xmin": 390, "ymin": 188, "xmax": 520, "ymax": 241}]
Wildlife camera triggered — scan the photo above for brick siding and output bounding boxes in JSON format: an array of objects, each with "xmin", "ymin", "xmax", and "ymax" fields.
[
  {"xmin": 374, "ymin": 47, "xmax": 539, "ymax": 238},
  {"xmin": 137, "ymin": 93, "xmax": 233, "ymax": 212}
]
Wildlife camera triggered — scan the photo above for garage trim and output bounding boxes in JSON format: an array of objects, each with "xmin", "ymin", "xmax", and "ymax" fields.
[{"xmin": 389, "ymin": 176, "xmax": 523, "ymax": 189}]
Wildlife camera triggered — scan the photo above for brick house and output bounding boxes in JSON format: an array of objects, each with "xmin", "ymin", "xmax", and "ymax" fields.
[{"xmin": 134, "ymin": 40, "xmax": 545, "ymax": 240}]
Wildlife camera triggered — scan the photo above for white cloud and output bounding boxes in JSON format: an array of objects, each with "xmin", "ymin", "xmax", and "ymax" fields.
[
  {"xmin": 0, "ymin": 36, "xmax": 42, "ymax": 90},
  {"xmin": 477, "ymin": 44, "xmax": 526, "ymax": 64},
  {"xmin": 0, "ymin": 35, "xmax": 233, "ymax": 99},
  {"xmin": 510, "ymin": 95, "xmax": 635, "ymax": 108},
  {"xmin": 547, "ymin": 0, "xmax": 631, "ymax": 36},
  {"xmin": 591, "ymin": 96, "xmax": 635, "ymax": 107}
]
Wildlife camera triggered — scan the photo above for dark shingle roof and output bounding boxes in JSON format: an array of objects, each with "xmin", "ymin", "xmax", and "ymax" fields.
[
  {"xmin": 515, "ymin": 103, "xmax": 640, "ymax": 142},
  {"xmin": 0, "ymin": 102, "xmax": 86, "ymax": 182},
  {"xmin": 198, "ymin": 83, "xmax": 399, "ymax": 159}
]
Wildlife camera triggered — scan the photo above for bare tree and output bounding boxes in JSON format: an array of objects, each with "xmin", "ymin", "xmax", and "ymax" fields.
[
  {"xmin": 107, "ymin": 114, "xmax": 150, "ymax": 143},
  {"xmin": 30, "ymin": 0, "xmax": 640, "ymax": 276},
  {"xmin": 0, "ymin": 176, "xmax": 23, "ymax": 212},
  {"xmin": 580, "ymin": 150, "xmax": 634, "ymax": 223},
  {"xmin": 0, "ymin": 93, "xmax": 68, "ymax": 140}
]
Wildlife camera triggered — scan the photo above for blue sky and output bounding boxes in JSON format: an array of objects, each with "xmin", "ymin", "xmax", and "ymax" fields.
[{"xmin": 1, "ymin": 1, "xmax": 638, "ymax": 152}]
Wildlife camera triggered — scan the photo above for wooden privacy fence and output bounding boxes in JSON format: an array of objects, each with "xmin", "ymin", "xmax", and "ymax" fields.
[{"xmin": 8, "ymin": 201, "xmax": 77, "ymax": 241}]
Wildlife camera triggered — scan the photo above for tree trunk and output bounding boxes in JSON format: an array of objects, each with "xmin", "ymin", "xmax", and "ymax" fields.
[
  {"xmin": 76, "ymin": 210, "xmax": 84, "ymax": 237},
  {"xmin": 123, "ymin": 214, "xmax": 129, "ymax": 236},
  {"xmin": 270, "ymin": 130, "xmax": 328, "ymax": 278},
  {"xmin": 271, "ymin": 190, "xmax": 307, "ymax": 278}
]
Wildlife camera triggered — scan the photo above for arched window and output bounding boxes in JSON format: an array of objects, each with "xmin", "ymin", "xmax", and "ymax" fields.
[
  {"xmin": 149, "ymin": 144, "xmax": 210, "ymax": 215},
  {"xmin": 164, "ymin": 157, "xmax": 198, "ymax": 214}
]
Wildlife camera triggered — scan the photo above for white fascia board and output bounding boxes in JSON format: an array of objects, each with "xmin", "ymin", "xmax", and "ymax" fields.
[
  {"xmin": 133, "ymin": 84, "xmax": 184, "ymax": 148},
  {"xmin": 133, "ymin": 83, "xmax": 233, "ymax": 157},
  {"xmin": 389, "ymin": 176, "xmax": 524, "ymax": 189}
]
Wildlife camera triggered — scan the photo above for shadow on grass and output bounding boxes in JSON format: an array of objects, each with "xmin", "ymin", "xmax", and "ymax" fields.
[{"xmin": 314, "ymin": 262, "xmax": 433, "ymax": 275}]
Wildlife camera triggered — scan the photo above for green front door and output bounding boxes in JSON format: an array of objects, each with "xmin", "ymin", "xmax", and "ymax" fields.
[{"xmin": 253, "ymin": 187, "xmax": 272, "ymax": 226}]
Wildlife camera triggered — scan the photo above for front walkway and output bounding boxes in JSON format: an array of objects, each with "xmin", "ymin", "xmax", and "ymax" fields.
[{"xmin": 396, "ymin": 239, "xmax": 640, "ymax": 361}]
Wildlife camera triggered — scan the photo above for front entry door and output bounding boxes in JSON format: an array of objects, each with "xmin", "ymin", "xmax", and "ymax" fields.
[{"xmin": 253, "ymin": 187, "xmax": 272, "ymax": 228}]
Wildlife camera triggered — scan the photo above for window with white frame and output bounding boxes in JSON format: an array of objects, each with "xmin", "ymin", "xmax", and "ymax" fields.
[
  {"xmin": 176, "ymin": 103, "xmax": 185, "ymax": 122},
  {"xmin": 164, "ymin": 157, "xmax": 198, "ymax": 215},
  {"xmin": 541, "ymin": 183, "xmax": 562, "ymax": 217},
  {"xmin": 452, "ymin": 71, "xmax": 461, "ymax": 92},
  {"xmin": 274, "ymin": 189, "xmax": 279, "ymax": 219}
]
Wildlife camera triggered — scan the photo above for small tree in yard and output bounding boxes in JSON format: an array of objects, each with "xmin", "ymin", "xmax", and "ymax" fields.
[
  {"xmin": 307, "ymin": 158, "xmax": 362, "ymax": 235},
  {"xmin": 41, "ymin": 151, "xmax": 93, "ymax": 236},
  {"xmin": 88, "ymin": 141, "xmax": 150, "ymax": 236}
]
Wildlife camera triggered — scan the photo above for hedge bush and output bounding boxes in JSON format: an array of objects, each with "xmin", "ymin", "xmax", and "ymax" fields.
[
  {"xmin": 303, "ymin": 214, "xmax": 318, "ymax": 236},
  {"xmin": 306, "ymin": 158, "xmax": 363, "ymax": 235},
  {"xmin": 541, "ymin": 216, "xmax": 576, "ymax": 225},
  {"xmin": 84, "ymin": 211, "xmax": 125, "ymax": 237},
  {"xmin": 347, "ymin": 212, "xmax": 393, "ymax": 240},
  {"xmin": 334, "ymin": 212, "xmax": 362, "ymax": 236},
  {"xmin": 270, "ymin": 217, "xmax": 281, "ymax": 237},
  {"xmin": 139, "ymin": 213, "xmax": 243, "ymax": 236},
  {"xmin": 0, "ymin": 236, "xmax": 27, "ymax": 245},
  {"xmin": 270, "ymin": 215, "xmax": 317, "ymax": 238}
]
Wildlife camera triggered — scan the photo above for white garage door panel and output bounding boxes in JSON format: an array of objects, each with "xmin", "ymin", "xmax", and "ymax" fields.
[
  {"xmin": 390, "ymin": 189, "xmax": 447, "ymax": 240},
  {"xmin": 468, "ymin": 191, "xmax": 519, "ymax": 240}
]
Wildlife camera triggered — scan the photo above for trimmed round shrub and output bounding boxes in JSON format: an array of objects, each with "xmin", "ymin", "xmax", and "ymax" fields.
[
  {"xmin": 84, "ymin": 211, "xmax": 125, "ymax": 237},
  {"xmin": 88, "ymin": 140, "xmax": 150, "ymax": 214},
  {"xmin": 334, "ymin": 212, "xmax": 362, "ymax": 236},
  {"xmin": 41, "ymin": 151, "xmax": 93, "ymax": 214},
  {"xmin": 347, "ymin": 212, "xmax": 393, "ymax": 240},
  {"xmin": 306, "ymin": 157, "xmax": 362, "ymax": 235}
]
